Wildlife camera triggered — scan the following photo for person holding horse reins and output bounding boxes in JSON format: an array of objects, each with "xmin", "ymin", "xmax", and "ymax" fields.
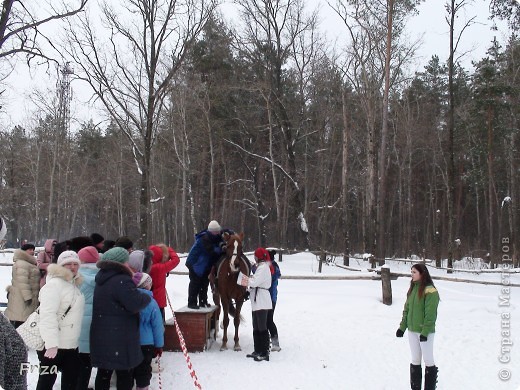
[
  {"xmin": 185, "ymin": 220, "xmax": 230, "ymax": 309},
  {"xmin": 240, "ymin": 247, "xmax": 272, "ymax": 362}
]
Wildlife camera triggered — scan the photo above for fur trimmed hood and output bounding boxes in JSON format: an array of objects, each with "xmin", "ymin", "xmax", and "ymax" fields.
[
  {"xmin": 13, "ymin": 248, "xmax": 37, "ymax": 265},
  {"xmin": 47, "ymin": 263, "xmax": 83, "ymax": 286},
  {"xmin": 95, "ymin": 260, "xmax": 133, "ymax": 287}
]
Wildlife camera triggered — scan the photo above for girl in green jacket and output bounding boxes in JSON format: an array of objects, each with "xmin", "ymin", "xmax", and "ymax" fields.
[{"xmin": 396, "ymin": 263, "xmax": 440, "ymax": 390}]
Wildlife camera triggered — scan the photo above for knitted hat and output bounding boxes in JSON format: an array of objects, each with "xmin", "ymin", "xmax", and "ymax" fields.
[
  {"xmin": 208, "ymin": 220, "xmax": 221, "ymax": 233},
  {"xmin": 57, "ymin": 250, "xmax": 81, "ymax": 266},
  {"xmin": 254, "ymin": 248, "xmax": 269, "ymax": 262},
  {"xmin": 128, "ymin": 250, "xmax": 145, "ymax": 272},
  {"xmin": 78, "ymin": 246, "xmax": 100, "ymax": 264},
  {"xmin": 101, "ymin": 247, "xmax": 129, "ymax": 264},
  {"xmin": 90, "ymin": 233, "xmax": 104, "ymax": 246},
  {"xmin": 136, "ymin": 272, "xmax": 153, "ymax": 290},
  {"xmin": 21, "ymin": 243, "xmax": 36, "ymax": 251}
]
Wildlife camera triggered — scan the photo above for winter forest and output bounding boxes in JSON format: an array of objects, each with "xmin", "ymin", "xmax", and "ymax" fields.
[{"xmin": 0, "ymin": 0, "xmax": 519, "ymax": 266}]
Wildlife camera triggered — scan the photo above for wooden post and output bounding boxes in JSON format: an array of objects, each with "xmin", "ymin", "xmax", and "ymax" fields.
[
  {"xmin": 381, "ymin": 266, "xmax": 392, "ymax": 305},
  {"xmin": 318, "ymin": 252, "xmax": 325, "ymax": 273}
]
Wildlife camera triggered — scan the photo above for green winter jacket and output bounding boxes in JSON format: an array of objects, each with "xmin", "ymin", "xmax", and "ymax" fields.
[{"xmin": 399, "ymin": 282, "xmax": 439, "ymax": 336}]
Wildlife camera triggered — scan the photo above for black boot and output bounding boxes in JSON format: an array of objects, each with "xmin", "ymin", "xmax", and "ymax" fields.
[
  {"xmin": 188, "ymin": 271, "xmax": 201, "ymax": 309},
  {"xmin": 254, "ymin": 331, "xmax": 270, "ymax": 362},
  {"xmin": 246, "ymin": 331, "xmax": 260, "ymax": 358},
  {"xmin": 410, "ymin": 364, "xmax": 422, "ymax": 390},
  {"xmin": 424, "ymin": 365, "xmax": 438, "ymax": 390}
]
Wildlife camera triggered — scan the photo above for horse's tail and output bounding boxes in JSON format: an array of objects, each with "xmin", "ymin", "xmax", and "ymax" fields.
[{"xmin": 228, "ymin": 301, "xmax": 245, "ymax": 322}]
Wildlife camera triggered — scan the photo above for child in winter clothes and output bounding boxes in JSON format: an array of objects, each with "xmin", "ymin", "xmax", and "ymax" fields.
[
  {"xmin": 132, "ymin": 273, "xmax": 164, "ymax": 390},
  {"xmin": 396, "ymin": 263, "xmax": 440, "ymax": 390},
  {"xmin": 242, "ymin": 248, "xmax": 272, "ymax": 362},
  {"xmin": 149, "ymin": 244, "xmax": 180, "ymax": 321},
  {"xmin": 267, "ymin": 249, "xmax": 281, "ymax": 352}
]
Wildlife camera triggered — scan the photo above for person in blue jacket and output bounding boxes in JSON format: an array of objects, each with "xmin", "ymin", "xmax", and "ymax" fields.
[
  {"xmin": 76, "ymin": 246, "xmax": 100, "ymax": 390},
  {"xmin": 132, "ymin": 273, "xmax": 164, "ymax": 390},
  {"xmin": 185, "ymin": 220, "xmax": 228, "ymax": 309},
  {"xmin": 267, "ymin": 249, "xmax": 282, "ymax": 352}
]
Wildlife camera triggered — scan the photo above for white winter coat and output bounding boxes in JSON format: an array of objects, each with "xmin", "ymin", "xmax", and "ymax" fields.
[
  {"xmin": 39, "ymin": 264, "xmax": 85, "ymax": 350},
  {"xmin": 248, "ymin": 262, "xmax": 272, "ymax": 311}
]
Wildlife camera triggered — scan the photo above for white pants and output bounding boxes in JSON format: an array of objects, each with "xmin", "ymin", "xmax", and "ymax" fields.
[{"xmin": 408, "ymin": 331, "xmax": 435, "ymax": 366}]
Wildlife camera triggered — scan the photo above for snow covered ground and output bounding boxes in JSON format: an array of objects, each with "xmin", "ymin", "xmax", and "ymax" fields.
[{"xmin": 1, "ymin": 251, "xmax": 519, "ymax": 389}]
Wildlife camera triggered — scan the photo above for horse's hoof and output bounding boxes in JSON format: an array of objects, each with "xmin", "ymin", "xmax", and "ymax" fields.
[
  {"xmin": 220, "ymin": 345, "xmax": 228, "ymax": 351},
  {"xmin": 234, "ymin": 345, "xmax": 242, "ymax": 352}
]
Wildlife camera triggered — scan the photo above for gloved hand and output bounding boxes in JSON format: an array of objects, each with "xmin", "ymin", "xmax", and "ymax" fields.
[
  {"xmin": 243, "ymin": 291, "xmax": 250, "ymax": 301},
  {"xmin": 395, "ymin": 329, "xmax": 404, "ymax": 338},
  {"xmin": 44, "ymin": 347, "xmax": 58, "ymax": 359},
  {"xmin": 219, "ymin": 241, "xmax": 227, "ymax": 251},
  {"xmin": 154, "ymin": 347, "xmax": 163, "ymax": 358},
  {"xmin": 420, "ymin": 335, "xmax": 427, "ymax": 342}
]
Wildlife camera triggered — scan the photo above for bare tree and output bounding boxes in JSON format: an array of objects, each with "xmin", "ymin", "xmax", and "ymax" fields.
[
  {"xmin": 0, "ymin": 0, "xmax": 88, "ymax": 63},
  {"xmin": 234, "ymin": 0, "xmax": 319, "ymax": 248},
  {"xmin": 65, "ymin": 0, "xmax": 216, "ymax": 243}
]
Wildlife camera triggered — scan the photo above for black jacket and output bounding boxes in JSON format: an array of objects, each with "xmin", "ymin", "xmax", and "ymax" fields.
[{"xmin": 90, "ymin": 260, "xmax": 151, "ymax": 370}]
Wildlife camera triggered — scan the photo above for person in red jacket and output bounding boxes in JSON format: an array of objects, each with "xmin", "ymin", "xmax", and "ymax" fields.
[{"xmin": 148, "ymin": 244, "xmax": 180, "ymax": 322}]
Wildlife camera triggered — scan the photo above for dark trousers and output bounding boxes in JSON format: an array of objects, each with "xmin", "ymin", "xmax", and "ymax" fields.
[
  {"xmin": 159, "ymin": 307, "xmax": 166, "ymax": 323},
  {"xmin": 188, "ymin": 269, "xmax": 210, "ymax": 305},
  {"xmin": 267, "ymin": 301, "xmax": 278, "ymax": 338},
  {"xmin": 76, "ymin": 352, "xmax": 92, "ymax": 390},
  {"xmin": 133, "ymin": 345, "xmax": 154, "ymax": 387},
  {"xmin": 252, "ymin": 309, "xmax": 269, "ymax": 333},
  {"xmin": 95, "ymin": 368, "xmax": 134, "ymax": 390},
  {"xmin": 252, "ymin": 310, "xmax": 270, "ymax": 356},
  {"xmin": 36, "ymin": 348, "xmax": 80, "ymax": 390}
]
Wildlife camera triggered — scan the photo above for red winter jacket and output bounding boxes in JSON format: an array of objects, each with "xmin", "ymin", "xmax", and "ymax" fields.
[{"xmin": 149, "ymin": 245, "xmax": 180, "ymax": 308}]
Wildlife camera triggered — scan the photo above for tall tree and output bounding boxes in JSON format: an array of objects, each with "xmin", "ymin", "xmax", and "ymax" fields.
[{"xmin": 66, "ymin": 0, "xmax": 216, "ymax": 243}]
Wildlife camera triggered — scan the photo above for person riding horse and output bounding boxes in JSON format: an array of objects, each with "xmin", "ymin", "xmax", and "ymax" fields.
[{"xmin": 185, "ymin": 220, "xmax": 233, "ymax": 309}]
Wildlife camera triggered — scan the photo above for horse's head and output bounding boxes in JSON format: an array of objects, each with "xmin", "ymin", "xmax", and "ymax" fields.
[{"xmin": 223, "ymin": 232, "xmax": 245, "ymax": 273}]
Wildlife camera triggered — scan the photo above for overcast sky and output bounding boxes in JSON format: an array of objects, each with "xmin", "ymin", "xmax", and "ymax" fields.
[{"xmin": 0, "ymin": 0, "xmax": 511, "ymax": 131}]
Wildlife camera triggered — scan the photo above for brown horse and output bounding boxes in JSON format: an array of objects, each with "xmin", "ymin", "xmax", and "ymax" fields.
[{"xmin": 211, "ymin": 232, "xmax": 251, "ymax": 351}]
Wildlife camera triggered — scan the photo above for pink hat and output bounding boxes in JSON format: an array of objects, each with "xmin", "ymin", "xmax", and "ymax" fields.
[{"xmin": 78, "ymin": 246, "xmax": 100, "ymax": 264}]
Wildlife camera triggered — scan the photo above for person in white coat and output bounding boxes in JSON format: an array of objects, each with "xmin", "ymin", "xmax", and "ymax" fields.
[
  {"xmin": 37, "ymin": 250, "xmax": 85, "ymax": 390},
  {"xmin": 242, "ymin": 248, "xmax": 272, "ymax": 362}
]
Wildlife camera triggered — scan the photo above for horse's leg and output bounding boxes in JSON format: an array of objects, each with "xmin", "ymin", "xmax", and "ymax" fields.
[
  {"xmin": 220, "ymin": 299, "xmax": 230, "ymax": 351},
  {"xmin": 233, "ymin": 299, "xmax": 244, "ymax": 351},
  {"xmin": 212, "ymin": 291, "xmax": 220, "ymax": 340}
]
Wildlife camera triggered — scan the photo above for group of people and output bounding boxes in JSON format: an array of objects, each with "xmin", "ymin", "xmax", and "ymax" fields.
[
  {"xmin": 2, "ymin": 223, "xmax": 439, "ymax": 390},
  {"xmin": 185, "ymin": 220, "xmax": 283, "ymax": 362},
  {"xmin": 4, "ymin": 233, "xmax": 179, "ymax": 390}
]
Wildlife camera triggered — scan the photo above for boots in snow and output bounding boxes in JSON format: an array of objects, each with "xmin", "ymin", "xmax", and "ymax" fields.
[
  {"xmin": 410, "ymin": 364, "xmax": 422, "ymax": 390},
  {"xmin": 246, "ymin": 331, "xmax": 260, "ymax": 358},
  {"xmin": 254, "ymin": 330, "xmax": 270, "ymax": 362},
  {"xmin": 424, "ymin": 365, "xmax": 438, "ymax": 390},
  {"xmin": 271, "ymin": 336, "xmax": 281, "ymax": 352}
]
